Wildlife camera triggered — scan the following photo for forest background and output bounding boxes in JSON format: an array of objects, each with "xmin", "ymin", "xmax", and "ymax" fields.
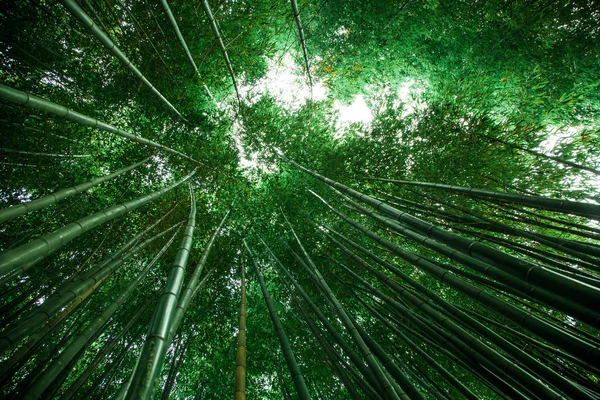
[{"xmin": 0, "ymin": 0, "xmax": 599, "ymax": 399}]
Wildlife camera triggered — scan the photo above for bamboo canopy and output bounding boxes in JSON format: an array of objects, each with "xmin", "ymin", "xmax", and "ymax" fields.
[{"xmin": 1, "ymin": 1, "xmax": 599, "ymax": 399}]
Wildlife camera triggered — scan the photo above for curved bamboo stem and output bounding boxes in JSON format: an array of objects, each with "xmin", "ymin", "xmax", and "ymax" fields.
[
  {"xmin": 326, "ymin": 229, "xmax": 594, "ymax": 400},
  {"xmin": 0, "ymin": 223, "xmax": 182, "ymax": 355},
  {"xmin": 261, "ymin": 239, "xmax": 384, "ymax": 398},
  {"xmin": 244, "ymin": 240, "xmax": 311, "ymax": 400},
  {"xmin": 335, "ymin": 189, "xmax": 600, "ymax": 327},
  {"xmin": 234, "ymin": 253, "xmax": 247, "ymax": 400},
  {"xmin": 0, "ymin": 168, "xmax": 196, "ymax": 282},
  {"xmin": 280, "ymin": 215, "xmax": 399, "ymax": 400},
  {"xmin": 0, "ymin": 84, "xmax": 202, "ymax": 165},
  {"xmin": 312, "ymin": 190, "xmax": 600, "ymax": 371},
  {"xmin": 59, "ymin": 0, "xmax": 188, "ymax": 122},
  {"xmin": 21, "ymin": 226, "xmax": 180, "ymax": 399},
  {"xmin": 200, "ymin": 0, "xmax": 241, "ymax": 104},
  {"xmin": 125, "ymin": 184, "xmax": 197, "ymax": 399},
  {"xmin": 59, "ymin": 307, "xmax": 149, "ymax": 400},
  {"xmin": 159, "ymin": 0, "xmax": 214, "ymax": 101},
  {"xmin": 0, "ymin": 156, "xmax": 150, "ymax": 223},
  {"xmin": 0, "ymin": 147, "xmax": 92, "ymax": 158},
  {"xmin": 364, "ymin": 177, "xmax": 600, "ymax": 219},
  {"xmin": 168, "ymin": 209, "xmax": 230, "ymax": 342},
  {"xmin": 283, "ymin": 156, "xmax": 600, "ymax": 311},
  {"xmin": 290, "ymin": 0, "xmax": 313, "ymax": 90}
]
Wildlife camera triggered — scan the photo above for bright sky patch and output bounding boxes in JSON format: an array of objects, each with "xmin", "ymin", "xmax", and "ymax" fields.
[{"xmin": 334, "ymin": 95, "xmax": 373, "ymax": 127}]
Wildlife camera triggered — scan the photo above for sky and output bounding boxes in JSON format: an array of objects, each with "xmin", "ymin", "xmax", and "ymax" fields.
[{"xmin": 235, "ymin": 54, "xmax": 424, "ymax": 172}]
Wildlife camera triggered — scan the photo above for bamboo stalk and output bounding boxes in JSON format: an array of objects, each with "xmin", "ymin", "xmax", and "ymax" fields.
[
  {"xmin": 260, "ymin": 239, "xmax": 384, "ymax": 398},
  {"xmin": 0, "ymin": 223, "xmax": 182, "ymax": 355},
  {"xmin": 334, "ymin": 189, "xmax": 600, "ymax": 327},
  {"xmin": 159, "ymin": 0, "xmax": 214, "ymax": 101},
  {"xmin": 280, "ymin": 214, "xmax": 399, "ymax": 400},
  {"xmin": 168, "ymin": 209, "xmax": 230, "ymax": 342},
  {"xmin": 364, "ymin": 177, "xmax": 600, "ymax": 219},
  {"xmin": 244, "ymin": 240, "xmax": 311, "ymax": 400},
  {"xmin": 0, "ymin": 168, "xmax": 196, "ymax": 282},
  {"xmin": 290, "ymin": 0, "xmax": 313, "ymax": 90},
  {"xmin": 283, "ymin": 156, "xmax": 600, "ymax": 312},
  {"xmin": 326, "ymin": 229, "xmax": 594, "ymax": 399},
  {"xmin": 21, "ymin": 225, "xmax": 180, "ymax": 399},
  {"xmin": 342, "ymin": 263, "xmax": 563, "ymax": 400},
  {"xmin": 59, "ymin": 306, "xmax": 149, "ymax": 400},
  {"xmin": 0, "ymin": 84, "xmax": 201, "ymax": 165},
  {"xmin": 0, "ymin": 156, "xmax": 150, "ymax": 223},
  {"xmin": 125, "ymin": 184, "xmax": 197, "ymax": 399},
  {"xmin": 59, "ymin": 0, "xmax": 188, "ymax": 122},
  {"xmin": 200, "ymin": 0, "xmax": 241, "ymax": 104},
  {"xmin": 234, "ymin": 253, "xmax": 247, "ymax": 400},
  {"xmin": 312, "ymin": 190, "xmax": 600, "ymax": 373},
  {"xmin": 0, "ymin": 147, "xmax": 92, "ymax": 158},
  {"xmin": 293, "ymin": 298, "xmax": 363, "ymax": 400}
]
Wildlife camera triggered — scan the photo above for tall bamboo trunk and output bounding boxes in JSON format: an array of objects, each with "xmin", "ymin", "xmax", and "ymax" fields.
[
  {"xmin": 21, "ymin": 226, "xmax": 179, "ymax": 399},
  {"xmin": 125, "ymin": 185, "xmax": 197, "ymax": 399},
  {"xmin": 0, "ymin": 222, "xmax": 182, "ymax": 356},
  {"xmin": 274, "ymin": 354, "xmax": 293, "ymax": 400},
  {"xmin": 356, "ymin": 297, "xmax": 478, "ymax": 400},
  {"xmin": 378, "ymin": 307, "xmax": 507, "ymax": 398},
  {"xmin": 168, "ymin": 210, "xmax": 230, "ymax": 342},
  {"xmin": 347, "ymin": 267, "xmax": 558, "ymax": 399},
  {"xmin": 283, "ymin": 157, "xmax": 600, "ymax": 312},
  {"xmin": 0, "ymin": 169, "xmax": 196, "ymax": 282},
  {"xmin": 159, "ymin": 0, "xmax": 214, "ymax": 101},
  {"xmin": 349, "ymin": 313, "xmax": 424, "ymax": 400},
  {"xmin": 260, "ymin": 239, "xmax": 383, "ymax": 398},
  {"xmin": 58, "ymin": 0, "xmax": 188, "ymax": 121},
  {"xmin": 293, "ymin": 299, "xmax": 362, "ymax": 400},
  {"xmin": 280, "ymin": 215, "xmax": 398, "ymax": 400},
  {"xmin": 387, "ymin": 187, "xmax": 600, "ymax": 260},
  {"xmin": 334, "ymin": 190, "xmax": 600, "ymax": 327},
  {"xmin": 244, "ymin": 240, "xmax": 311, "ymax": 400},
  {"xmin": 367, "ymin": 177, "xmax": 600, "ymax": 218},
  {"xmin": 0, "ymin": 147, "xmax": 91, "ymax": 158},
  {"xmin": 59, "ymin": 307, "xmax": 149, "ymax": 400},
  {"xmin": 162, "ymin": 330, "xmax": 194, "ymax": 400},
  {"xmin": 92, "ymin": 343, "xmax": 131, "ymax": 397},
  {"xmin": 234, "ymin": 255, "xmax": 247, "ymax": 400},
  {"xmin": 0, "ymin": 84, "xmax": 200, "ymax": 165},
  {"xmin": 73, "ymin": 201, "xmax": 181, "ymax": 284},
  {"xmin": 290, "ymin": 0, "xmax": 312, "ymax": 89},
  {"xmin": 0, "ymin": 282, "xmax": 41, "ymax": 320},
  {"xmin": 0, "ymin": 157, "xmax": 150, "ymax": 223},
  {"xmin": 494, "ymin": 200, "xmax": 600, "ymax": 236},
  {"xmin": 0, "ymin": 278, "xmax": 103, "ymax": 385},
  {"xmin": 327, "ymin": 229, "xmax": 593, "ymax": 399},
  {"xmin": 3, "ymin": 310, "xmax": 86, "ymax": 397},
  {"xmin": 200, "ymin": 0, "xmax": 241, "ymax": 104},
  {"xmin": 313, "ymin": 191, "xmax": 600, "ymax": 374}
]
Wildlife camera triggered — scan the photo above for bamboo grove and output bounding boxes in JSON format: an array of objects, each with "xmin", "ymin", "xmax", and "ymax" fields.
[{"xmin": 1, "ymin": 0, "xmax": 599, "ymax": 399}]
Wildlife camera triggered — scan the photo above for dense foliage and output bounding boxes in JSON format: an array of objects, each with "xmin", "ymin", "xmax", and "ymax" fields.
[{"xmin": 1, "ymin": 0, "xmax": 599, "ymax": 399}]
